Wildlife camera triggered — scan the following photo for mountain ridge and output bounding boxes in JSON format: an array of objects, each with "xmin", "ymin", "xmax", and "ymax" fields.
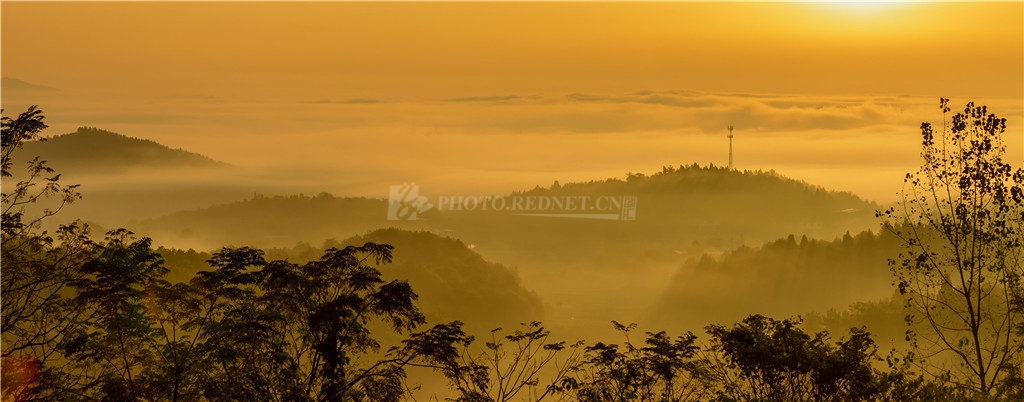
[
  {"xmin": 128, "ymin": 165, "xmax": 881, "ymax": 261},
  {"xmin": 13, "ymin": 127, "xmax": 226, "ymax": 174}
]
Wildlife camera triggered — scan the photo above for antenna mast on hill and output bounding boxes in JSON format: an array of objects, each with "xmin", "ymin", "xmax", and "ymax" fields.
[{"xmin": 727, "ymin": 125, "xmax": 734, "ymax": 170}]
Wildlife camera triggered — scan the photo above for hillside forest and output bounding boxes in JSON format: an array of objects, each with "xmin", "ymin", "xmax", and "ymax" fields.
[{"xmin": 2, "ymin": 100, "xmax": 1022, "ymax": 401}]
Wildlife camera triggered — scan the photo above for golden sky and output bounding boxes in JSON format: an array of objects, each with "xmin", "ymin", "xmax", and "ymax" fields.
[{"xmin": 2, "ymin": 2, "xmax": 1022, "ymax": 203}]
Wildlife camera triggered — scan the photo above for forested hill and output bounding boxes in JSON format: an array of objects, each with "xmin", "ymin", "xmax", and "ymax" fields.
[
  {"xmin": 157, "ymin": 228, "xmax": 543, "ymax": 334},
  {"xmin": 131, "ymin": 193, "xmax": 434, "ymax": 250},
  {"xmin": 436, "ymin": 164, "xmax": 882, "ymax": 269},
  {"xmin": 13, "ymin": 127, "xmax": 225, "ymax": 173},
  {"xmin": 650, "ymin": 228, "xmax": 901, "ymax": 332},
  {"xmin": 130, "ymin": 165, "xmax": 882, "ymax": 269},
  {"xmin": 340, "ymin": 228, "xmax": 544, "ymax": 332},
  {"xmin": 521, "ymin": 164, "xmax": 877, "ymax": 239}
]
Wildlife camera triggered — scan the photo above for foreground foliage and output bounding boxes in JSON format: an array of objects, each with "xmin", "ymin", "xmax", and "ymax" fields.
[{"xmin": 880, "ymin": 99, "xmax": 1024, "ymax": 399}]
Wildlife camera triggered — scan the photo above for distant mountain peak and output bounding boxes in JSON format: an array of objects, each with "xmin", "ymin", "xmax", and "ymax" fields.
[
  {"xmin": 1, "ymin": 77, "xmax": 57, "ymax": 92},
  {"xmin": 13, "ymin": 127, "xmax": 226, "ymax": 174}
]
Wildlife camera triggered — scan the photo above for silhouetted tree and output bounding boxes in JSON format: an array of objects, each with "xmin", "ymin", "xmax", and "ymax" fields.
[
  {"xmin": 433, "ymin": 321, "xmax": 582, "ymax": 402},
  {"xmin": 194, "ymin": 242, "xmax": 469, "ymax": 401},
  {"xmin": 571, "ymin": 321, "xmax": 707, "ymax": 402},
  {"xmin": 65, "ymin": 230, "xmax": 170, "ymax": 400},
  {"xmin": 1, "ymin": 106, "xmax": 95, "ymax": 401},
  {"xmin": 880, "ymin": 98, "xmax": 1024, "ymax": 399},
  {"xmin": 702, "ymin": 315, "xmax": 883, "ymax": 401},
  {"xmin": 8, "ymin": 235, "xmax": 472, "ymax": 402}
]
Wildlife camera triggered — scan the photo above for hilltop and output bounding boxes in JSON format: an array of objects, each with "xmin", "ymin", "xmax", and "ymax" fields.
[
  {"xmin": 132, "ymin": 165, "xmax": 880, "ymax": 254},
  {"xmin": 12, "ymin": 127, "xmax": 225, "ymax": 174},
  {"xmin": 436, "ymin": 164, "xmax": 881, "ymax": 267}
]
